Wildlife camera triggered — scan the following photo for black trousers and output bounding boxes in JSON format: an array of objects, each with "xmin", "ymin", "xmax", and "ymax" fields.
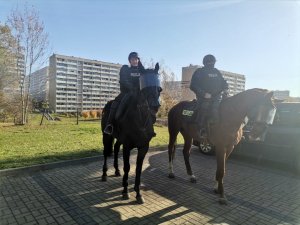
[{"xmin": 195, "ymin": 94, "xmax": 222, "ymax": 126}]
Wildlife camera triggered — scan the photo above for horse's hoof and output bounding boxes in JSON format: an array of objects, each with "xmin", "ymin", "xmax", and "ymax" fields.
[
  {"xmin": 115, "ymin": 170, "xmax": 121, "ymax": 177},
  {"xmin": 122, "ymin": 192, "xmax": 130, "ymax": 200},
  {"xmin": 101, "ymin": 176, "xmax": 107, "ymax": 182},
  {"xmin": 214, "ymin": 188, "xmax": 219, "ymax": 194},
  {"xmin": 168, "ymin": 173, "xmax": 175, "ymax": 179},
  {"xmin": 219, "ymin": 198, "xmax": 228, "ymax": 205},
  {"xmin": 190, "ymin": 176, "xmax": 197, "ymax": 183},
  {"xmin": 136, "ymin": 196, "xmax": 145, "ymax": 204}
]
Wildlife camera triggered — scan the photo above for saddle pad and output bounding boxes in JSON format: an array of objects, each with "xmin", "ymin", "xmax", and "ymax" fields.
[
  {"xmin": 182, "ymin": 110, "xmax": 194, "ymax": 117},
  {"xmin": 182, "ymin": 101, "xmax": 198, "ymax": 123}
]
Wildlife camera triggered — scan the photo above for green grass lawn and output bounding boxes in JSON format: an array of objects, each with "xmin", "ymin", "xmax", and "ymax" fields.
[{"xmin": 0, "ymin": 114, "xmax": 183, "ymax": 169}]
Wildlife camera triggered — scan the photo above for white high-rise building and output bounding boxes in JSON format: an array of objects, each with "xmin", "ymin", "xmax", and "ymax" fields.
[
  {"xmin": 1, "ymin": 53, "xmax": 25, "ymax": 95},
  {"xmin": 29, "ymin": 66, "xmax": 49, "ymax": 102},
  {"xmin": 181, "ymin": 65, "xmax": 246, "ymax": 100},
  {"xmin": 273, "ymin": 90, "xmax": 290, "ymax": 100},
  {"xmin": 49, "ymin": 54, "xmax": 121, "ymax": 113}
]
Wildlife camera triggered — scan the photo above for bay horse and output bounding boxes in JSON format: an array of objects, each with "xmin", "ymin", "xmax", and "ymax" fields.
[
  {"xmin": 168, "ymin": 88, "xmax": 276, "ymax": 204},
  {"xmin": 101, "ymin": 63, "xmax": 162, "ymax": 204}
]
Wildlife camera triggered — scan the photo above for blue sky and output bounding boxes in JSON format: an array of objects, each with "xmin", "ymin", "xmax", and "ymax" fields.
[{"xmin": 1, "ymin": 0, "xmax": 299, "ymax": 96}]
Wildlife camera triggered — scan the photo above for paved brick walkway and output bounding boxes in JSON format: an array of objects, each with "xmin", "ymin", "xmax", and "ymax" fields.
[{"xmin": 1, "ymin": 148, "xmax": 300, "ymax": 225}]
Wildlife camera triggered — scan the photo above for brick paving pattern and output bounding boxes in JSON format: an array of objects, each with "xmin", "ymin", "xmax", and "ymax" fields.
[{"xmin": 1, "ymin": 148, "xmax": 300, "ymax": 225}]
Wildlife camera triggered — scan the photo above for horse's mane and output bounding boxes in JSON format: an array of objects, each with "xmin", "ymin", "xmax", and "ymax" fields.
[
  {"xmin": 219, "ymin": 88, "xmax": 270, "ymax": 121},
  {"xmin": 221, "ymin": 88, "xmax": 269, "ymax": 106}
]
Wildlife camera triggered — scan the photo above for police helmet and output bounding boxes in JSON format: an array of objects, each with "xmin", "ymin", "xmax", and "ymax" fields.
[
  {"xmin": 128, "ymin": 52, "xmax": 139, "ymax": 61},
  {"xmin": 203, "ymin": 54, "xmax": 216, "ymax": 66}
]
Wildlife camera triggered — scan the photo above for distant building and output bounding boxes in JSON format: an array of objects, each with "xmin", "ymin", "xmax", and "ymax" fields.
[
  {"xmin": 273, "ymin": 90, "xmax": 290, "ymax": 100},
  {"xmin": 29, "ymin": 66, "xmax": 49, "ymax": 102},
  {"xmin": 181, "ymin": 64, "xmax": 246, "ymax": 100},
  {"xmin": 1, "ymin": 53, "xmax": 25, "ymax": 95},
  {"xmin": 49, "ymin": 54, "xmax": 121, "ymax": 113}
]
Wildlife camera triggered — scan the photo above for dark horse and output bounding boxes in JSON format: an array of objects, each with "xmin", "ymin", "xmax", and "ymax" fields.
[
  {"xmin": 101, "ymin": 109, "xmax": 122, "ymax": 178},
  {"xmin": 168, "ymin": 88, "xmax": 276, "ymax": 204},
  {"xmin": 101, "ymin": 63, "xmax": 161, "ymax": 204}
]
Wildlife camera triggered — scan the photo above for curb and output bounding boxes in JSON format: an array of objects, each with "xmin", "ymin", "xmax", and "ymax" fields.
[{"xmin": 0, "ymin": 145, "xmax": 175, "ymax": 177}]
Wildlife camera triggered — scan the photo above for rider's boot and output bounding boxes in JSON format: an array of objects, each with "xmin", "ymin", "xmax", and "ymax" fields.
[
  {"xmin": 209, "ymin": 100, "xmax": 221, "ymax": 125},
  {"xmin": 196, "ymin": 112, "xmax": 207, "ymax": 138}
]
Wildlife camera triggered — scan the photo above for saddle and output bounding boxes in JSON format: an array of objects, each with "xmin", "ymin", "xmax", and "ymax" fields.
[{"xmin": 182, "ymin": 99, "xmax": 214, "ymax": 139}]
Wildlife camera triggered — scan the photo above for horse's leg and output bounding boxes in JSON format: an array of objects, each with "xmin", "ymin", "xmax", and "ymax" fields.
[
  {"xmin": 102, "ymin": 154, "xmax": 108, "ymax": 182},
  {"xmin": 134, "ymin": 145, "xmax": 149, "ymax": 204},
  {"xmin": 214, "ymin": 148, "xmax": 227, "ymax": 204},
  {"xmin": 226, "ymin": 145, "xmax": 235, "ymax": 160},
  {"xmin": 168, "ymin": 130, "xmax": 178, "ymax": 179},
  {"xmin": 214, "ymin": 145, "xmax": 234, "ymax": 192},
  {"xmin": 122, "ymin": 145, "xmax": 131, "ymax": 199},
  {"xmin": 182, "ymin": 135, "xmax": 196, "ymax": 183},
  {"xmin": 114, "ymin": 140, "xmax": 121, "ymax": 177},
  {"xmin": 102, "ymin": 134, "xmax": 113, "ymax": 181}
]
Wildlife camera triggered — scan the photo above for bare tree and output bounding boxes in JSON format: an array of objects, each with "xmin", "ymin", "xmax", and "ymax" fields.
[
  {"xmin": 159, "ymin": 68, "xmax": 180, "ymax": 117},
  {"xmin": 7, "ymin": 5, "xmax": 49, "ymax": 124},
  {"xmin": 143, "ymin": 59, "xmax": 181, "ymax": 117}
]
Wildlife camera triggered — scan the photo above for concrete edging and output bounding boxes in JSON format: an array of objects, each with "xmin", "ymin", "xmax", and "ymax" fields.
[{"xmin": 0, "ymin": 145, "xmax": 174, "ymax": 177}]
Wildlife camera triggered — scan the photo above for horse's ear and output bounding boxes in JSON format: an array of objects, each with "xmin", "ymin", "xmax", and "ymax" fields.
[{"xmin": 155, "ymin": 63, "xmax": 159, "ymax": 72}]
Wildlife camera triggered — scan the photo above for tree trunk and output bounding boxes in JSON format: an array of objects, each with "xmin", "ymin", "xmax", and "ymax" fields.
[{"xmin": 20, "ymin": 85, "xmax": 25, "ymax": 125}]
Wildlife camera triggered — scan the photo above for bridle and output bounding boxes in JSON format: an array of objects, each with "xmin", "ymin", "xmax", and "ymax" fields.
[{"xmin": 247, "ymin": 103, "xmax": 277, "ymax": 141}]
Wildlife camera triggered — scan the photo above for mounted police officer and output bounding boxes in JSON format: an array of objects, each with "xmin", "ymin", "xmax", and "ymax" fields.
[
  {"xmin": 104, "ymin": 52, "xmax": 145, "ymax": 135},
  {"xmin": 190, "ymin": 54, "xmax": 229, "ymax": 137}
]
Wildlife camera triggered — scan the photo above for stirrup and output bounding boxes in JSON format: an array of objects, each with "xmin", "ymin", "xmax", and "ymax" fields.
[{"xmin": 104, "ymin": 124, "xmax": 113, "ymax": 135}]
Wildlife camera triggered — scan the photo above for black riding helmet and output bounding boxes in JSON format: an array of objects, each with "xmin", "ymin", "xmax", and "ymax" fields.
[
  {"xmin": 128, "ymin": 52, "xmax": 139, "ymax": 61},
  {"xmin": 203, "ymin": 54, "xmax": 216, "ymax": 66}
]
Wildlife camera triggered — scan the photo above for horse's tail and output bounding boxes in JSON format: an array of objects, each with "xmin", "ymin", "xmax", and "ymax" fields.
[
  {"xmin": 167, "ymin": 104, "xmax": 181, "ymax": 161},
  {"xmin": 101, "ymin": 100, "xmax": 112, "ymax": 132},
  {"xmin": 102, "ymin": 100, "xmax": 114, "ymax": 157},
  {"xmin": 103, "ymin": 133, "xmax": 114, "ymax": 157}
]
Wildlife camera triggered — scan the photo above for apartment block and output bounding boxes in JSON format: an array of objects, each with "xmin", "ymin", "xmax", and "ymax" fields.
[
  {"xmin": 49, "ymin": 54, "xmax": 121, "ymax": 113},
  {"xmin": 1, "ymin": 53, "xmax": 25, "ymax": 95},
  {"xmin": 29, "ymin": 66, "xmax": 49, "ymax": 102},
  {"xmin": 273, "ymin": 90, "xmax": 290, "ymax": 100},
  {"xmin": 181, "ymin": 64, "xmax": 246, "ymax": 100}
]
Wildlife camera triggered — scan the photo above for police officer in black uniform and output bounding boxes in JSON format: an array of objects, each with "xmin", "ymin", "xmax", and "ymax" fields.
[
  {"xmin": 104, "ymin": 52, "xmax": 145, "ymax": 135},
  {"xmin": 190, "ymin": 54, "xmax": 229, "ymax": 136}
]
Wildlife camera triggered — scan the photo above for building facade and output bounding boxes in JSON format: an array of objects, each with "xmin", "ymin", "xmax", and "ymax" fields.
[
  {"xmin": 1, "ymin": 53, "xmax": 25, "ymax": 95},
  {"xmin": 49, "ymin": 54, "xmax": 121, "ymax": 113},
  {"xmin": 181, "ymin": 64, "xmax": 246, "ymax": 100},
  {"xmin": 29, "ymin": 66, "xmax": 49, "ymax": 102},
  {"xmin": 273, "ymin": 90, "xmax": 290, "ymax": 100}
]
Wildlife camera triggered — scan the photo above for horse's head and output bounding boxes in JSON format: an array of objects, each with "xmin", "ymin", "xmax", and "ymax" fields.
[
  {"xmin": 247, "ymin": 91, "xmax": 276, "ymax": 141},
  {"xmin": 139, "ymin": 63, "xmax": 162, "ymax": 118},
  {"xmin": 119, "ymin": 63, "xmax": 161, "ymax": 146}
]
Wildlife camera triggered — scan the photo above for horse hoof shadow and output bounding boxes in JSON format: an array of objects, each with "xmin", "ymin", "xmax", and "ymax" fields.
[
  {"xmin": 190, "ymin": 177, "xmax": 197, "ymax": 183},
  {"xmin": 101, "ymin": 176, "xmax": 107, "ymax": 182},
  {"xmin": 219, "ymin": 198, "xmax": 228, "ymax": 205},
  {"xmin": 168, "ymin": 173, "xmax": 175, "ymax": 179},
  {"xmin": 213, "ymin": 188, "xmax": 219, "ymax": 194},
  {"xmin": 136, "ymin": 196, "xmax": 145, "ymax": 204},
  {"xmin": 122, "ymin": 192, "xmax": 130, "ymax": 200},
  {"xmin": 115, "ymin": 171, "xmax": 121, "ymax": 177}
]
